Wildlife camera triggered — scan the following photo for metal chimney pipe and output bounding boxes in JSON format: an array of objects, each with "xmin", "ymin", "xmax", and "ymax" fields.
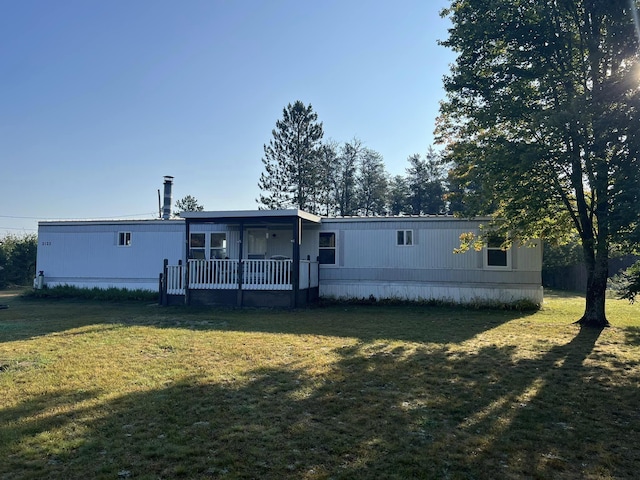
[{"xmin": 162, "ymin": 176, "xmax": 174, "ymax": 220}]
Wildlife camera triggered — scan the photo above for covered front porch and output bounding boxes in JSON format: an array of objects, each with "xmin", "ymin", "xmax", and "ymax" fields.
[{"xmin": 160, "ymin": 210, "xmax": 321, "ymax": 307}]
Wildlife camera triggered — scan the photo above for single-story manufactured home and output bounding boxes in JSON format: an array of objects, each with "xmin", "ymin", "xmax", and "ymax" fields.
[
  {"xmin": 36, "ymin": 214, "xmax": 543, "ymax": 308},
  {"xmin": 35, "ymin": 176, "xmax": 542, "ymax": 307}
]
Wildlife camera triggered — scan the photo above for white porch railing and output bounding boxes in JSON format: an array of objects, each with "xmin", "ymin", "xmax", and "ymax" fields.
[
  {"xmin": 242, "ymin": 259, "xmax": 292, "ymax": 290},
  {"xmin": 166, "ymin": 264, "xmax": 185, "ymax": 294},
  {"xmin": 189, "ymin": 259, "xmax": 238, "ymax": 289},
  {"xmin": 165, "ymin": 259, "xmax": 318, "ymax": 294}
]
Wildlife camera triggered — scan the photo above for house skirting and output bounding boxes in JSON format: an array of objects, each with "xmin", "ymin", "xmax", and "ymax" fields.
[
  {"xmin": 164, "ymin": 287, "xmax": 319, "ymax": 308},
  {"xmin": 319, "ymin": 281, "xmax": 543, "ymax": 305},
  {"xmin": 42, "ymin": 278, "xmax": 158, "ymax": 291}
]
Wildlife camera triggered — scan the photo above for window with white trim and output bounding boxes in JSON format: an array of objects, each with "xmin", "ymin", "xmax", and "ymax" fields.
[
  {"xmin": 396, "ymin": 230, "xmax": 413, "ymax": 246},
  {"xmin": 118, "ymin": 232, "xmax": 131, "ymax": 247},
  {"xmin": 189, "ymin": 233, "xmax": 206, "ymax": 259},
  {"xmin": 319, "ymin": 232, "xmax": 336, "ymax": 265},
  {"xmin": 210, "ymin": 233, "xmax": 227, "ymax": 259},
  {"xmin": 485, "ymin": 236, "xmax": 510, "ymax": 268}
]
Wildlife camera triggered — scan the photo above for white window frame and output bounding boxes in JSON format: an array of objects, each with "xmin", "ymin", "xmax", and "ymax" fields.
[
  {"xmin": 189, "ymin": 232, "xmax": 206, "ymax": 259},
  {"xmin": 396, "ymin": 229, "xmax": 414, "ymax": 246},
  {"xmin": 210, "ymin": 232, "xmax": 227, "ymax": 259},
  {"xmin": 484, "ymin": 237, "xmax": 511, "ymax": 269},
  {"xmin": 117, "ymin": 231, "xmax": 131, "ymax": 247},
  {"xmin": 319, "ymin": 231, "xmax": 338, "ymax": 266}
]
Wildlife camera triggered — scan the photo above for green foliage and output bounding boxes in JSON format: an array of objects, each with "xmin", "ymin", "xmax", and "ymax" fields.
[
  {"xmin": 609, "ymin": 261, "xmax": 640, "ymax": 303},
  {"xmin": 256, "ymin": 103, "xmax": 452, "ymax": 217},
  {"xmin": 437, "ymin": 0, "xmax": 640, "ymax": 326},
  {"xmin": 405, "ymin": 147, "xmax": 446, "ymax": 215},
  {"xmin": 258, "ymin": 101, "xmax": 324, "ymax": 212},
  {"xmin": 387, "ymin": 175, "xmax": 411, "ymax": 215},
  {"xmin": 543, "ymin": 236, "xmax": 584, "ymax": 269},
  {"xmin": 25, "ymin": 285, "xmax": 158, "ymax": 302},
  {"xmin": 356, "ymin": 148, "xmax": 388, "ymax": 216},
  {"xmin": 0, "ymin": 234, "xmax": 37, "ymax": 288},
  {"xmin": 333, "ymin": 138, "xmax": 362, "ymax": 216},
  {"xmin": 314, "ymin": 141, "xmax": 340, "ymax": 216},
  {"xmin": 175, "ymin": 195, "xmax": 204, "ymax": 213},
  {"xmin": 331, "ymin": 139, "xmax": 390, "ymax": 216}
]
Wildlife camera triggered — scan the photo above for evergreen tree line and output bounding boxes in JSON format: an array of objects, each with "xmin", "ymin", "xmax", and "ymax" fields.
[
  {"xmin": 0, "ymin": 234, "xmax": 37, "ymax": 288},
  {"xmin": 257, "ymin": 101, "xmax": 452, "ymax": 217}
]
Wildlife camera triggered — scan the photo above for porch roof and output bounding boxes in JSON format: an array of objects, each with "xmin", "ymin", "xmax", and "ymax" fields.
[{"xmin": 179, "ymin": 209, "xmax": 322, "ymax": 225}]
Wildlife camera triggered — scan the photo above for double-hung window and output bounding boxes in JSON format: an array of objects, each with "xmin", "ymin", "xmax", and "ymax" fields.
[
  {"xmin": 319, "ymin": 232, "xmax": 336, "ymax": 265},
  {"xmin": 189, "ymin": 233, "xmax": 206, "ymax": 259},
  {"xmin": 485, "ymin": 236, "xmax": 510, "ymax": 268},
  {"xmin": 210, "ymin": 233, "xmax": 227, "ymax": 259}
]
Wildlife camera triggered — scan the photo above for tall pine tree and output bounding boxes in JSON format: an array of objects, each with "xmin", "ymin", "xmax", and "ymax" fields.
[{"xmin": 258, "ymin": 101, "xmax": 324, "ymax": 212}]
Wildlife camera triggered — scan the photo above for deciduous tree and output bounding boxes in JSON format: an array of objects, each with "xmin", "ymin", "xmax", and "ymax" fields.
[
  {"xmin": 334, "ymin": 138, "xmax": 362, "ymax": 216},
  {"xmin": 438, "ymin": 0, "xmax": 640, "ymax": 327},
  {"xmin": 406, "ymin": 147, "xmax": 446, "ymax": 215},
  {"xmin": 356, "ymin": 148, "xmax": 388, "ymax": 216},
  {"xmin": 387, "ymin": 175, "xmax": 411, "ymax": 215},
  {"xmin": 316, "ymin": 141, "xmax": 339, "ymax": 216}
]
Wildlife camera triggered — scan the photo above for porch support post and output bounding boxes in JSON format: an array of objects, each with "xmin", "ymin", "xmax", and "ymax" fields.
[
  {"xmin": 237, "ymin": 221, "xmax": 244, "ymax": 307},
  {"xmin": 292, "ymin": 217, "xmax": 301, "ymax": 307},
  {"xmin": 160, "ymin": 258, "xmax": 168, "ymax": 306},
  {"xmin": 185, "ymin": 218, "xmax": 191, "ymax": 306}
]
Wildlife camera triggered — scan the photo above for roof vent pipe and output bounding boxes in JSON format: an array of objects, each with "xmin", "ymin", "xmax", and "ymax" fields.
[{"xmin": 162, "ymin": 176, "xmax": 174, "ymax": 220}]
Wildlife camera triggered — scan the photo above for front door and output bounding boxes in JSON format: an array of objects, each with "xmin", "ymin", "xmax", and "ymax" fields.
[{"xmin": 247, "ymin": 229, "xmax": 267, "ymax": 259}]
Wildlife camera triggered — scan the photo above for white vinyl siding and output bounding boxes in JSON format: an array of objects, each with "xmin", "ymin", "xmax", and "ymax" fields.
[
  {"xmin": 36, "ymin": 220, "xmax": 185, "ymax": 291},
  {"xmin": 318, "ymin": 217, "xmax": 541, "ymax": 304}
]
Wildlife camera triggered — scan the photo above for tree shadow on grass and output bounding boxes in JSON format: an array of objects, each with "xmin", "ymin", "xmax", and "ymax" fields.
[
  {"xmin": 1, "ymin": 290, "xmax": 538, "ymax": 345},
  {"xmin": 2, "ymin": 326, "xmax": 638, "ymax": 479},
  {"xmin": 624, "ymin": 326, "xmax": 640, "ymax": 346},
  {"xmin": 0, "ymin": 293, "xmax": 157, "ymax": 343}
]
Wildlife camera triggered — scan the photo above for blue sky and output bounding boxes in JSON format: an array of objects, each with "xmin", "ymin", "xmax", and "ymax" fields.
[{"xmin": 1, "ymin": 0, "xmax": 455, "ymax": 235}]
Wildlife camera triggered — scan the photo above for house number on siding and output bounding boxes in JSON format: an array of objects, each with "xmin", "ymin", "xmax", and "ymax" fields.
[{"xmin": 41, "ymin": 241, "xmax": 52, "ymax": 246}]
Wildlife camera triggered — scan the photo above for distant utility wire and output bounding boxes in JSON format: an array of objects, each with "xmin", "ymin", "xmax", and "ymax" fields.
[
  {"xmin": 0, "ymin": 212, "xmax": 158, "ymax": 220},
  {"xmin": 0, "ymin": 226, "xmax": 38, "ymax": 232}
]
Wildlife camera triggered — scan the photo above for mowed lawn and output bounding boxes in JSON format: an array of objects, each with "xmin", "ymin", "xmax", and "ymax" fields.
[{"xmin": 0, "ymin": 290, "xmax": 638, "ymax": 480}]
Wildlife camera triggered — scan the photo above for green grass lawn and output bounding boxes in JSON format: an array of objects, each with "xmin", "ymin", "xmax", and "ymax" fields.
[{"xmin": 0, "ymin": 289, "xmax": 638, "ymax": 479}]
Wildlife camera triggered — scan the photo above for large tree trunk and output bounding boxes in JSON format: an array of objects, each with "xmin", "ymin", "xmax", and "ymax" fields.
[{"xmin": 577, "ymin": 246, "xmax": 610, "ymax": 328}]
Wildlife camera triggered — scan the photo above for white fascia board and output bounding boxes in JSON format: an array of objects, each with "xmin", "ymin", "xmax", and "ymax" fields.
[
  {"xmin": 38, "ymin": 219, "xmax": 185, "ymax": 227},
  {"xmin": 180, "ymin": 209, "xmax": 322, "ymax": 224}
]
